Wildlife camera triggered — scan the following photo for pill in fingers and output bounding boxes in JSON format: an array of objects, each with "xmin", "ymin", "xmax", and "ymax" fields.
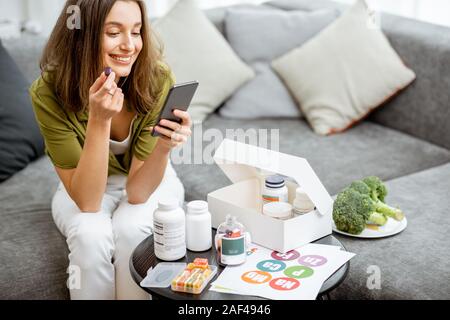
[{"xmin": 105, "ymin": 67, "xmax": 112, "ymax": 76}]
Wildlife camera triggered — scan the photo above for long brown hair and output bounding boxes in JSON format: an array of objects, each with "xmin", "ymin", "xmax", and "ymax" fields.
[{"xmin": 40, "ymin": 0, "xmax": 168, "ymax": 114}]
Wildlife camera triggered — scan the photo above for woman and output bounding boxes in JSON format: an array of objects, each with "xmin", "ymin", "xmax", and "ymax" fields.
[{"xmin": 29, "ymin": 0, "xmax": 192, "ymax": 300}]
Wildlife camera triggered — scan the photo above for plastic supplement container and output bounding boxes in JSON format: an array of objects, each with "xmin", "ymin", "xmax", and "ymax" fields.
[
  {"xmin": 293, "ymin": 187, "xmax": 315, "ymax": 215},
  {"xmin": 262, "ymin": 175, "xmax": 289, "ymax": 204},
  {"xmin": 186, "ymin": 200, "xmax": 212, "ymax": 252},
  {"xmin": 171, "ymin": 258, "xmax": 217, "ymax": 294},
  {"xmin": 263, "ymin": 202, "xmax": 293, "ymax": 220},
  {"xmin": 153, "ymin": 197, "xmax": 186, "ymax": 261}
]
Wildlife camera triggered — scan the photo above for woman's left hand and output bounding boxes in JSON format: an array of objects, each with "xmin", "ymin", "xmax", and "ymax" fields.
[{"xmin": 151, "ymin": 109, "xmax": 192, "ymax": 153}]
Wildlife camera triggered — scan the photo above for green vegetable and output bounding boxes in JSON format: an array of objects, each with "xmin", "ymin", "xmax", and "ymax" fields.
[
  {"xmin": 367, "ymin": 212, "xmax": 388, "ymax": 226},
  {"xmin": 333, "ymin": 188, "xmax": 374, "ymax": 234},
  {"xmin": 362, "ymin": 176, "xmax": 404, "ymax": 221},
  {"xmin": 333, "ymin": 176, "xmax": 404, "ymax": 235}
]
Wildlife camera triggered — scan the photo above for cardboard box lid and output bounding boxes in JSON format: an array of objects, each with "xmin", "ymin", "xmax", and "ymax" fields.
[{"xmin": 213, "ymin": 139, "xmax": 333, "ymax": 216}]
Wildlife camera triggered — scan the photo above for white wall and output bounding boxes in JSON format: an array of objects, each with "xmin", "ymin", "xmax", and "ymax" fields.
[
  {"xmin": 335, "ymin": 0, "xmax": 450, "ymax": 27},
  {"xmin": 1, "ymin": 0, "xmax": 449, "ymax": 39},
  {"xmin": 0, "ymin": 0, "xmax": 26, "ymax": 22},
  {"xmin": 0, "ymin": 0, "xmax": 267, "ymax": 38},
  {"xmin": 145, "ymin": 0, "xmax": 266, "ymax": 17}
]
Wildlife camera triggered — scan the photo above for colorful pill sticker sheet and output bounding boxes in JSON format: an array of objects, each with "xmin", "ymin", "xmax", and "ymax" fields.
[{"xmin": 210, "ymin": 243, "xmax": 355, "ymax": 300}]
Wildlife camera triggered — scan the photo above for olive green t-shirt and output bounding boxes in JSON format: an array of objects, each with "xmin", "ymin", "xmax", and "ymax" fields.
[{"xmin": 29, "ymin": 68, "xmax": 175, "ymax": 176}]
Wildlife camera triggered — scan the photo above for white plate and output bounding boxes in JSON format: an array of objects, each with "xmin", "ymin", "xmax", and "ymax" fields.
[{"xmin": 332, "ymin": 217, "xmax": 407, "ymax": 238}]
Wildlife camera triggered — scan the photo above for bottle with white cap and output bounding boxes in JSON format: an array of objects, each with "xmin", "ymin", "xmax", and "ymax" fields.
[
  {"xmin": 153, "ymin": 197, "xmax": 186, "ymax": 261},
  {"xmin": 186, "ymin": 200, "xmax": 212, "ymax": 252}
]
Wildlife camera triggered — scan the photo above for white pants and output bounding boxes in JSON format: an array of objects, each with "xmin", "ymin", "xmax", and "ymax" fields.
[{"xmin": 51, "ymin": 161, "xmax": 184, "ymax": 300}]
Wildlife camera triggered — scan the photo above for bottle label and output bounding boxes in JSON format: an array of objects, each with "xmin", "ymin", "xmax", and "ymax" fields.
[
  {"xmin": 221, "ymin": 235, "xmax": 245, "ymax": 265},
  {"xmin": 154, "ymin": 220, "xmax": 185, "ymax": 259},
  {"xmin": 262, "ymin": 193, "xmax": 288, "ymax": 204},
  {"xmin": 262, "ymin": 194, "xmax": 280, "ymax": 203}
]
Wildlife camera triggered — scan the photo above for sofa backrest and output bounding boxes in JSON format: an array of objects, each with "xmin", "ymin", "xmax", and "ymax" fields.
[
  {"xmin": 209, "ymin": 0, "xmax": 450, "ymax": 150},
  {"xmin": 6, "ymin": 1, "xmax": 450, "ymax": 150}
]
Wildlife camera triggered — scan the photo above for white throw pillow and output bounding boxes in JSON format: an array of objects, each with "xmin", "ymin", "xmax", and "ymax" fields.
[
  {"xmin": 154, "ymin": 0, "xmax": 255, "ymax": 123},
  {"xmin": 272, "ymin": 0, "xmax": 416, "ymax": 135}
]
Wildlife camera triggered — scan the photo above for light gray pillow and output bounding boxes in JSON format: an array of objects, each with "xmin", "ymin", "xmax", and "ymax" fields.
[
  {"xmin": 272, "ymin": 0, "xmax": 416, "ymax": 135},
  {"xmin": 219, "ymin": 7, "xmax": 339, "ymax": 119},
  {"xmin": 153, "ymin": 0, "xmax": 255, "ymax": 123}
]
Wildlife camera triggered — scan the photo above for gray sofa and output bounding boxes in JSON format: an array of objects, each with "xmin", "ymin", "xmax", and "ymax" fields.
[{"xmin": 1, "ymin": 0, "xmax": 449, "ymax": 299}]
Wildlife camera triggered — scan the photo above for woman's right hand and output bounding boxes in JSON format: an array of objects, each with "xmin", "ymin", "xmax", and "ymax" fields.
[{"xmin": 88, "ymin": 71, "xmax": 124, "ymax": 122}]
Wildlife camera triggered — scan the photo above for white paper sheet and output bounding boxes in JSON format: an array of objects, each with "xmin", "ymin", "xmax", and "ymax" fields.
[{"xmin": 210, "ymin": 243, "xmax": 355, "ymax": 300}]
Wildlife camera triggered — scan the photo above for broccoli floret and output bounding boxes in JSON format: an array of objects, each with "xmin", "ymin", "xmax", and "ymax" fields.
[
  {"xmin": 350, "ymin": 180, "xmax": 371, "ymax": 195},
  {"xmin": 363, "ymin": 176, "xmax": 387, "ymax": 202},
  {"xmin": 351, "ymin": 180, "xmax": 389, "ymax": 222},
  {"xmin": 367, "ymin": 212, "xmax": 388, "ymax": 226},
  {"xmin": 333, "ymin": 188, "xmax": 375, "ymax": 234},
  {"xmin": 333, "ymin": 177, "xmax": 405, "ymax": 235},
  {"xmin": 362, "ymin": 176, "xmax": 404, "ymax": 221}
]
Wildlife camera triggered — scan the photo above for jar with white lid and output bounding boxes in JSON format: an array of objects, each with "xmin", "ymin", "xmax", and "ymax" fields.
[
  {"xmin": 186, "ymin": 200, "xmax": 212, "ymax": 252},
  {"xmin": 262, "ymin": 175, "xmax": 289, "ymax": 204},
  {"xmin": 293, "ymin": 187, "xmax": 315, "ymax": 215},
  {"xmin": 153, "ymin": 197, "xmax": 186, "ymax": 261},
  {"xmin": 263, "ymin": 202, "xmax": 293, "ymax": 220}
]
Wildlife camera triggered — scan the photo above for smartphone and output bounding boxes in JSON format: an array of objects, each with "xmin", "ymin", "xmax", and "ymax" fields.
[{"xmin": 151, "ymin": 81, "xmax": 199, "ymax": 137}]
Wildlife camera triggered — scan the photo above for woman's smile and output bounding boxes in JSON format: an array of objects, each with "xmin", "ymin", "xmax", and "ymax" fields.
[{"xmin": 109, "ymin": 53, "xmax": 135, "ymax": 65}]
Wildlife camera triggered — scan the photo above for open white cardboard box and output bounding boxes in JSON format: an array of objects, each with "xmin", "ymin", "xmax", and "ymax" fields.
[{"xmin": 207, "ymin": 139, "xmax": 333, "ymax": 253}]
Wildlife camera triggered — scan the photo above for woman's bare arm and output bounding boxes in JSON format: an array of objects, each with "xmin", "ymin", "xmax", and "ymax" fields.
[
  {"xmin": 55, "ymin": 71, "xmax": 124, "ymax": 212},
  {"xmin": 126, "ymin": 110, "xmax": 192, "ymax": 204},
  {"xmin": 56, "ymin": 118, "xmax": 111, "ymax": 212}
]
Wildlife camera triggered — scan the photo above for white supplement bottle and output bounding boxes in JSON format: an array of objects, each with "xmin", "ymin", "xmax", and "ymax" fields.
[
  {"xmin": 186, "ymin": 200, "xmax": 212, "ymax": 252},
  {"xmin": 262, "ymin": 175, "xmax": 289, "ymax": 204},
  {"xmin": 153, "ymin": 197, "xmax": 186, "ymax": 261}
]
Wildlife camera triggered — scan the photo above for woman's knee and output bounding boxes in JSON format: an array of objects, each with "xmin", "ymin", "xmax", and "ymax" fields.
[
  {"xmin": 113, "ymin": 210, "xmax": 152, "ymax": 250},
  {"xmin": 67, "ymin": 213, "xmax": 115, "ymax": 270}
]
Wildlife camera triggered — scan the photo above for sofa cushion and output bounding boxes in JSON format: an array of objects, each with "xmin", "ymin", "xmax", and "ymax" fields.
[
  {"xmin": 171, "ymin": 114, "xmax": 450, "ymax": 201},
  {"xmin": 153, "ymin": 0, "xmax": 255, "ymax": 123},
  {"xmin": 332, "ymin": 163, "xmax": 450, "ymax": 299},
  {"xmin": 267, "ymin": 0, "xmax": 450, "ymax": 152},
  {"xmin": 267, "ymin": 0, "xmax": 347, "ymax": 12},
  {"xmin": 0, "ymin": 157, "xmax": 69, "ymax": 299},
  {"xmin": 219, "ymin": 7, "xmax": 338, "ymax": 120},
  {"xmin": 0, "ymin": 39, "xmax": 45, "ymax": 183},
  {"xmin": 272, "ymin": 0, "xmax": 416, "ymax": 136},
  {"xmin": 204, "ymin": 4, "xmax": 275, "ymax": 36},
  {"xmin": 2, "ymin": 34, "xmax": 47, "ymax": 83}
]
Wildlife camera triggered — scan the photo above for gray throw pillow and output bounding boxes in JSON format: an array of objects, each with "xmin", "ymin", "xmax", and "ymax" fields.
[
  {"xmin": 0, "ymin": 40, "xmax": 44, "ymax": 182},
  {"xmin": 219, "ymin": 7, "xmax": 339, "ymax": 119}
]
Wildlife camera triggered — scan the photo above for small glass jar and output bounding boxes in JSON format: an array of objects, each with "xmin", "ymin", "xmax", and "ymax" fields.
[
  {"xmin": 262, "ymin": 175, "xmax": 289, "ymax": 204},
  {"xmin": 293, "ymin": 187, "xmax": 315, "ymax": 215},
  {"xmin": 214, "ymin": 215, "xmax": 249, "ymax": 266}
]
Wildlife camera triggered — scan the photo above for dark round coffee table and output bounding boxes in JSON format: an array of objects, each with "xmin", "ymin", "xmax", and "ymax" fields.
[{"xmin": 130, "ymin": 230, "xmax": 349, "ymax": 300}]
